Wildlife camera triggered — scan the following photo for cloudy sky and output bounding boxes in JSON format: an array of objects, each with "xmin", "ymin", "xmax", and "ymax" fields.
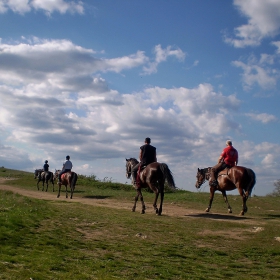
[{"xmin": 1, "ymin": 0, "xmax": 280, "ymax": 196}]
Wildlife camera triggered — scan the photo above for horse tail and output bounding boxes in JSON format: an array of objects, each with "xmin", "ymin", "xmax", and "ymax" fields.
[
  {"xmin": 71, "ymin": 172, "xmax": 78, "ymax": 190},
  {"xmin": 159, "ymin": 163, "xmax": 176, "ymax": 189},
  {"xmin": 246, "ymin": 168, "xmax": 256, "ymax": 196}
]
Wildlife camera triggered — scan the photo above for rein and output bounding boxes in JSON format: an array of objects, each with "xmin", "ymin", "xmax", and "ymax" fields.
[{"xmin": 197, "ymin": 168, "xmax": 210, "ymax": 186}]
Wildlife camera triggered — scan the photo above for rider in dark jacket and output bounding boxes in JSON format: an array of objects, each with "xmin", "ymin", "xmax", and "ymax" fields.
[
  {"xmin": 132, "ymin": 137, "xmax": 157, "ymax": 188},
  {"xmin": 43, "ymin": 160, "xmax": 49, "ymax": 173}
]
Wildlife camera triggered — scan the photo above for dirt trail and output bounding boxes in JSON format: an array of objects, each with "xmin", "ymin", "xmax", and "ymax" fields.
[{"xmin": 0, "ymin": 178, "xmax": 256, "ymax": 222}]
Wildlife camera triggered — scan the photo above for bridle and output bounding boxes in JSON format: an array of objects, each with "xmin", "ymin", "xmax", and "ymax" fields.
[
  {"xmin": 196, "ymin": 168, "xmax": 210, "ymax": 188},
  {"xmin": 126, "ymin": 158, "xmax": 139, "ymax": 179}
]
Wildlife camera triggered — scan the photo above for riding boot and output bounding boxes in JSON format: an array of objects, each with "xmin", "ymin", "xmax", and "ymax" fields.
[{"xmin": 209, "ymin": 171, "xmax": 218, "ymax": 187}]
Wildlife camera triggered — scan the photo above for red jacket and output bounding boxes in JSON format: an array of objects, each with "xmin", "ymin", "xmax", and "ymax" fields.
[{"xmin": 220, "ymin": 146, "xmax": 238, "ymax": 167}]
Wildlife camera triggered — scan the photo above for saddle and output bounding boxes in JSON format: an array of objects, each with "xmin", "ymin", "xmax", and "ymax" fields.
[
  {"xmin": 136, "ymin": 165, "xmax": 147, "ymax": 187},
  {"xmin": 218, "ymin": 167, "xmax": 230, "ymax": 177},
  {"xmin": 61, "ymin": 172, "xmax": 71, "ymax": 179}
]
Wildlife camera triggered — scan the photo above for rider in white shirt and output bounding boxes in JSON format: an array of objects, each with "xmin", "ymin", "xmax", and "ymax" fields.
[{"xmin": 58, "ymin": 155, "xmax": 73, "ymax": 184}]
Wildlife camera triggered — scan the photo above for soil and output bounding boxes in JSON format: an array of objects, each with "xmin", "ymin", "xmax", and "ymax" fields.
[{"xmin": 0, "ymin": 178, "xmax": 261, "ymax": 223}]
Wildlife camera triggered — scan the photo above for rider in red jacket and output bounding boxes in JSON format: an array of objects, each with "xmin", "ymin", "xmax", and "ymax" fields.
[{"xmin": 209, "ymin": 140, "xmax": 238, "ymax": 187}]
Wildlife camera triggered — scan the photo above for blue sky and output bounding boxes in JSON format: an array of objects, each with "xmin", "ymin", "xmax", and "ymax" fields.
[{"xmin": 0, "ymin": 0, "xmax": 280, "ymax": 196}]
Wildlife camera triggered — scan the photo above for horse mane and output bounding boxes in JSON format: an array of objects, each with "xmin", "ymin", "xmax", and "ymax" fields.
[
  {"xmin": 199, "ymin": 167, "xmax": 210, "ymax": 174},
  {"xmin": 129, "ymin": 158, "xmax": 139, "ymax": 165}
]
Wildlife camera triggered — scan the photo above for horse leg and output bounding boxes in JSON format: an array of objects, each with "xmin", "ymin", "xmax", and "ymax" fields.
[
  {"xmin": 42, "ymin": 180, "xmax": 45, "ymax": 191},
  {"xmin": 206, "ymin": 188, "xmax": 215, "ymax": 212},
  {"xmin": 221, "ymin": 190, "xmax": 232, "ymax": 213},
  {"xmin": 45, "ymin": 180, "xmax": 49, "ymax": 192},
  {"xmin": 157, "ymin": 187, "xmax": 164, "ymax": 216},
  {"xmin": 152, "ymin": 189, "xmax": 159, "ymax": 214},
  {"xmin": 236, "ymin": 186, "xmax": 247, "ymax": 215},
  {"xmin": 57, "ymin": 184, "xmax": 61, "ymax": 198},
  {"xmin": 139, "ymin": 189, "xmax": 146, "ymax": 214},
  {"xmin": 65, "ymin": 184, "xmax": 68, "ymax": 198},
  {"xmin": 70, "ymin": 184, "xmax": 73, "ymax": 199},
  {"xmin": 37, "ymin": 179, "xmax": 40, "ymax": 191},
  {"xmin": 132, "ymin": 189, "xmax": 140, "ymax": 212}
]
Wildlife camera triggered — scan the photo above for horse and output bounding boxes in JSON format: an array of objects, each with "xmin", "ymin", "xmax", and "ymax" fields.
[
  {"xmin": 125, "ymin": 158, "xmax": 176, "ymax": 215},
  {"xmin": 54, "ymin": 169, "xmax": 78, "ymax": 199},
  {"xmin": 34, "ymin": 169, "xmax": 55, "ymax": 192},
  {"xmin": 195, "ymin": 166, "xmax": 256, "ymax": 215}
]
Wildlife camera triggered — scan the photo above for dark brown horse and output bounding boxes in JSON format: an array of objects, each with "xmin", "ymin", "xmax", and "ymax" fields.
[
  {"xmin": 54, "ymin": 169, "xmax": 78, "ymax": 199},
  {"xmin": 34, "ymin": 169, "xmax": 55, "ymax": 192},
  {"xmin": 126, "ymin": 158, "xmax": 176, "ymax": 215},
  {"xmin": 195, "ymin": 166, "xmax": 256, "ymax": 215}
]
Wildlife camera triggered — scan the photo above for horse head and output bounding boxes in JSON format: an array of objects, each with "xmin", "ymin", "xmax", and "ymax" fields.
[
  {"xmin": 195, "ymin": 168, "xmax": 210, "ymax": 188},
  {"xmin": 34, "ymin": 169, "xmax": 43, "ymax": 179},
  {"xmin": 54, "ymin": 169, "xmax": 61, "ymax": 180},
  {"xmin": 125, "ymin": 158, "xmax": 139, "ymax": 179}
]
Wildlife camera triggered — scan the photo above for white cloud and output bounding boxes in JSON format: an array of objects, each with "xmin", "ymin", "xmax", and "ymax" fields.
[
  {"xmin": 232, "ymin": 58, "xmax": 278, "ymax": 90},
  {"xmin": 245, "ymin": 113, "xmax": 278, "ymax": 124},
  {"xmin": 225, "ymin": 0, "xmax": 280, "ymax": 47},
  {"xmin": 0, "ymin": 0, "xmax": 84, "ymax": 15},
  {"xmin": 0, "ymin": 37, "xmax": 279, "ymax": 196},
  {"xmin": 142, "ymin": 44, "xmax": 186, "ymax": 75}
]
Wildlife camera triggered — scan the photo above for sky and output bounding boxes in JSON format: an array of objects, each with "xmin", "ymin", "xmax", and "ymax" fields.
[{"xmin": 0, "ymin": 0, "xmax": 280, "ymax": 196}]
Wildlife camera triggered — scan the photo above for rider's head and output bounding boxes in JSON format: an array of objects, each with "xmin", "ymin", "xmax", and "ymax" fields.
[
  {"xmin": 45, "ymin": 160, "xmax": 48, "ymax": 163},
  {"xmin": 226, "ymin": 140, "xmax": 232, "ymax": 146},
  {"xmin": 145, "ymin": 137, "xmax": 151, "ymax": 144},
  {"xmin": 66, "ymin": 155, "xmax": 70, "ymax": 160}
]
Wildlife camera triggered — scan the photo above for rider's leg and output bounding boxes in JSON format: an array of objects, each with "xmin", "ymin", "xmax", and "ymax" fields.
[
  {"xmin": 210, "ymin": 162, "xmax": 226, "ymax": 187},
  {"xmin": 131, "ymin": 163, "xmax": 140, "ymax": 187}
]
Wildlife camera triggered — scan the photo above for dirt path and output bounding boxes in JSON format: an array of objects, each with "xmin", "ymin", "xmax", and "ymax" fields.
[{"xmin": 0, "ymin": 178, "xmax": 258, "ymax": 223}]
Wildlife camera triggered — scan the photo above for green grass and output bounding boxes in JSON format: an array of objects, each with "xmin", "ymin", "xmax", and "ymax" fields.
[{"xmin": 0, "ymin": 167, "xmax": 280, "ymax": 279}]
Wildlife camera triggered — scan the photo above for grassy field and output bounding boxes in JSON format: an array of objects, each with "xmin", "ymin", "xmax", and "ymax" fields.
[{"xmin": 0, "ymin": 167, "xmax": 280, "ymax": 280}]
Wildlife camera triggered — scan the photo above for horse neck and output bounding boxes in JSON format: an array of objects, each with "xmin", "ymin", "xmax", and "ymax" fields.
[
  {"xmin": 130, "ymin": 158, "xmax": 139, "ymax": 167},
  {"xmin": 204, "ymin": 168, "xmax": 210, "ymax": 180}
]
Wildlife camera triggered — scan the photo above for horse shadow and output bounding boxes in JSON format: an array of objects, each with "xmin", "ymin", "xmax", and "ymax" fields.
[
  {"xmin": 185, "ymin": 213, "xmax": 251, "ymax": 221},
  {"xmin": 262, "ymin": 214, "xmax": 280, "ymax": 220},
  {"xmin": 83, "ymin": 195, "xmax": 112, "ymax": 200}
]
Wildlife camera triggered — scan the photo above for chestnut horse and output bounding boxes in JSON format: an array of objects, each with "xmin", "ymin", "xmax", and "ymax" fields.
[
  {"xmin": 195, "ymin": 166, "xmax": 256, "ymax": 215},
  {"xmin": 34, "ymin": 169, "xmax": 55, "ymax": 192},
  {"xmin": 125, "ymin": 158, "xmax": 176, "ymax": 215},
  {"xmin": 54, "ymin": 169, "xmax": 78, "ymax": 199}
]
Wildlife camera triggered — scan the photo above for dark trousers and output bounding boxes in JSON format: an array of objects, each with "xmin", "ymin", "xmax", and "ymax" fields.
[
  {"xmin": 210, "ymin": 162, "xmax": 228, "ymax": 181},
  {"xmin": 132, "ymin": 163, "xmax": 140, "ymax": 184}
]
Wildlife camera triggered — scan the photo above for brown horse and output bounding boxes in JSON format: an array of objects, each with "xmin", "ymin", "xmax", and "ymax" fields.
[
  {"xmin": 34, "ymin": 169, "xmax": 55, "ymax": 192},
  {"xmin": 195, "ymin": 166, "xmax": 256, "ymax": 215},
  {"xmin": 125, "ymin": 158, "xmax": 176, "ymax": 215},
  {"xmin": 54, "ymin": 169, "xmax": 78, "ymax": 199}
]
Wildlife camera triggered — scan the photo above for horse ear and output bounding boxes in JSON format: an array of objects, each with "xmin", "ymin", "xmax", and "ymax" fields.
[
  {"xmin": 197, "ymin": 168, "xmax": 200, "ymax": 171},
  {"xmin": 126, "ymin": 158, "xmax": 128, "ymax": 161}
]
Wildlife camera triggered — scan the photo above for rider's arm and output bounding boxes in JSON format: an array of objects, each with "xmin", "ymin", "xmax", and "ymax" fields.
[
  {"xmin": 218, "ymin": 155, "xmax": 223, "ymax": 163},
  {"xmin": 139, "ymin": 150, "xmax": 143, "ymax": 161},
  {"xmin": 154, "ymin": 151, "xmax": 157, "ymax": 162}
]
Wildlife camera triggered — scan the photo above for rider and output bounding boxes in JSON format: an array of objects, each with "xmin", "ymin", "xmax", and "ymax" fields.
[
  {"xmin": 58, "ymin": 155, "xmax": 73, "ymax": 184},
  {"xmin": 209, "ymin": 140, "xmax": 238, "ymax": 187},
  {"xmin": 132, "ymin": 137, "xmax": 157, "ymax": 188},
  {"xmin": 43, "ymin": 160, "xmax": 49, "ymax": 176}
]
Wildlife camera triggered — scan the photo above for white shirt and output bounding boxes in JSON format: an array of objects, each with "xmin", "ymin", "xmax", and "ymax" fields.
[{"xmin": 63, "ymin": 160, "xmax": 73, "ymax": 170}]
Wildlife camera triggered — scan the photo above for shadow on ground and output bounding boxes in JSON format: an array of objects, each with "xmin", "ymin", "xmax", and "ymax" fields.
[{"xmin": 186, "ymin": 213, "xmax": 250, "ymax": 220}]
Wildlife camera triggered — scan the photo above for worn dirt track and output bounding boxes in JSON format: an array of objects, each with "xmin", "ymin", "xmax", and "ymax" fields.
[{"xmin": 0, "ymin": 178, "xmax": 256, "ymax": 223}]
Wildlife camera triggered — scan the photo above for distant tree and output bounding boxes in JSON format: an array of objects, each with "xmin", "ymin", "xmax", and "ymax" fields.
[{"xmin": 269, "ymin": 179, "xmax": 280, "ymax": 196}]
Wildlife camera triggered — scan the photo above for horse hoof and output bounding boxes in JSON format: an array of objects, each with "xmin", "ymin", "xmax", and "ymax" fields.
[
  {"xmin": 132, "ymin": 208, "xmax": 136, "ymax": 212},
  {"xmin": 228, "ymin": 209, "xmax": 232, "ymax": 213},
  {"xmin": 240, "ymin": 211, "xmax": 244, "ymax": 216},
  {"xmin": 141, "ymin": 210, "xmax": 145, "ymax": 214},
  {"xmin": 205, "ymin": 208, "xmax": 210, "ymax": 212}
]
